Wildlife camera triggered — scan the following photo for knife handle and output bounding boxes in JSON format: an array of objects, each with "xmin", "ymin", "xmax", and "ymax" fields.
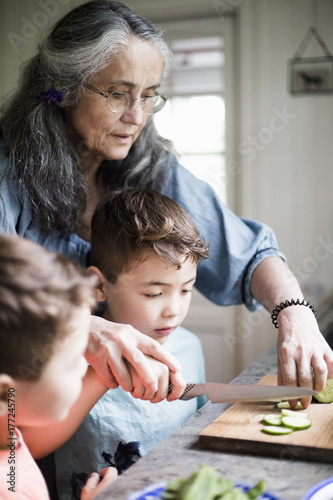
[{"xmin": 168, "ymin": 382, "xmax": 196, "ymax": 400}]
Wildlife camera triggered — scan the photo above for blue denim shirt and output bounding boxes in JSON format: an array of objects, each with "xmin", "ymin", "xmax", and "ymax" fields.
[{"xmin": 0, "ymin": 142, "xmax": 284, "ymax": 311}]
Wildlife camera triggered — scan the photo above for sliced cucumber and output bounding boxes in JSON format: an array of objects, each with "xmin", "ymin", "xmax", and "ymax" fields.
[
  {"xmin": 262, "ymin": 414, "xmax": 282, "ymax": 426},
  {"xmin": 314, "ymin": 378, "xmax": 333, "ymax": 403},
  {"xmin": 276, "ymin": 401, "xmax": 304, "ymax": 410},
  {"xmin": 280, "ymin": 409, "xmax": 309, "ymax": 418},
  {"xmin": 262, "ymin": 425, "xmax": 293, "ymax": 435},
  {"xmin": 281, "ymin": 416, "xmax": 312, "ymax": 430}
]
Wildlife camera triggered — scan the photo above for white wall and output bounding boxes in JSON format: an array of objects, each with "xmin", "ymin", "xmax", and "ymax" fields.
[
  {"xmin": 233, "ymin": 0, "xmax": 333, "ymax": 370},
  {"xmin": 0, "ymin": 0, "xmax": 332, "ymax": 382}
]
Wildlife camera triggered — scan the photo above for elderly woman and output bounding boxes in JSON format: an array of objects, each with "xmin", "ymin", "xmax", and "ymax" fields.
[{"xmin": 0, "ymin": 0, "xmax": 332, "ymax": 407}]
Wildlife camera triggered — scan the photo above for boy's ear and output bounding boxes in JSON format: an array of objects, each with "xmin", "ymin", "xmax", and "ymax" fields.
[
  {"xmin": 0, "ymin": 374, "xmax": 16, "ymax": 416},
  {"xmin": 87, "ymin": 266, "xmax": 108, "ymax": 302}
]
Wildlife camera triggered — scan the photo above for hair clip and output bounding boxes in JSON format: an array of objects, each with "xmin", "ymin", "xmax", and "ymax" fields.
[{"xmin": 42, "ymin": 81, "xmax": 64, "ymax": 107}]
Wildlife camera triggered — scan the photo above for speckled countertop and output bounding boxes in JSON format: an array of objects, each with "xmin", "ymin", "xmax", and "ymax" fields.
[{"xmin": 96, "ymin": 347, "xmax": 333, "ymax": 500}]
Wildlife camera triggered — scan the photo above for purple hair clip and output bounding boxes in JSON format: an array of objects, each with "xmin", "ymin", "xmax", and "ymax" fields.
[{"xmin": 42, "ymin": 82, "xmax": 64, "ymax": 107}]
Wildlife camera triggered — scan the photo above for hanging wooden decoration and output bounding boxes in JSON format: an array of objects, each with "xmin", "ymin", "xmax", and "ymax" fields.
[{"xmin": 289, "ymin": 26, "xmax": 333, "ymax": 94}]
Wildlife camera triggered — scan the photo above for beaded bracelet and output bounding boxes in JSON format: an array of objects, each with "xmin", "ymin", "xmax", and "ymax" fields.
[{"xmin": 271, "ymin": 298, "xmax": 317, "ymax": 328}]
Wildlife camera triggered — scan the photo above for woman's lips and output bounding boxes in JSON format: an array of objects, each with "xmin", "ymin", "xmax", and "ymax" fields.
[
  {"xmin": 112, "ymin": 134, "xmax": 132, "ymax": 144},
  {"xmin": 154, "ymin": 327, "xmax": 175, "ymax": 337}
]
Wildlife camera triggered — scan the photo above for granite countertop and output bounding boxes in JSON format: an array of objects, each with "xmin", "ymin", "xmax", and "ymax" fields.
[{"xmin": 96, "ymin": 347, "xmax": 333, "ymax": 500}]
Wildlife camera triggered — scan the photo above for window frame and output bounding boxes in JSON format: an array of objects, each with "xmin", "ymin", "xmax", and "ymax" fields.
[{"xmin": 156, "ymin": 16, "xmax": 237, "ymax": 209}]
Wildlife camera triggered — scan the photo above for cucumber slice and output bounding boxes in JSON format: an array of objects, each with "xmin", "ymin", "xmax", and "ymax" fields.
[
  {"xmin": 276, "ymin": 401, "xmax": 304, "ymax": 410},
  {"xmin": 281, "ymin": 416, "xmax": 312, "ymax": 430},
  {"xmin": 281, "ymin": 409, "xmax": 309, "ymax": 418},
  {"xmin": 262, "ymin": 425, "xmax": 293, "ymax": 435},
  {"xmin": 314, "ymin": 378, "xmax": 333, "ymax": 403},
  {"xmin": 262, "ymin": 414, "xmax": 282, "ymax": 426}
]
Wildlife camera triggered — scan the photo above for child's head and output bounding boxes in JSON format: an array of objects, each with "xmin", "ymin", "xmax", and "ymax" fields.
[
  {"xmin": 0, "ymin": 235, "xmax": 96, "ymax": 425},
  {"xmin": 90, "ymin": 188, "xmax": 209, "ymax": 344}
]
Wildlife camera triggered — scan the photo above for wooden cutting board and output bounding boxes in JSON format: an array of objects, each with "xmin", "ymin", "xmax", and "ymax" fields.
[{"xmin": 199, "ymin": 375, "xmax": 333, "ymax": 463}]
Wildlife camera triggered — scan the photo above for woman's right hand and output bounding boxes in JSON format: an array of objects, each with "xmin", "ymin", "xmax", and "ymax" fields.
[{"xmin": 85, "ymin": 315, "xmax": 183, "ymax": 395}]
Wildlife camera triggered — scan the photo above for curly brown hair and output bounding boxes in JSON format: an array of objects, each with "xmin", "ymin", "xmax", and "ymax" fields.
[{"xmin": 91, "ymin": 188, "xmax": 209, "ymax": 283}]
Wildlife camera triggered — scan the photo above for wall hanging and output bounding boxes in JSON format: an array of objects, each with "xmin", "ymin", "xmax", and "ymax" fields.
[{"xmin": 289, "ymin": 26, "xmax": 333, "ymax": 95}]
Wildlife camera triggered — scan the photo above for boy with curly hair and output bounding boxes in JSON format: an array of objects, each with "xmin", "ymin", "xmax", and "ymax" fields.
[{"xmin": 55, "ymin": 188, "xmax": 210, "ymax": 497}]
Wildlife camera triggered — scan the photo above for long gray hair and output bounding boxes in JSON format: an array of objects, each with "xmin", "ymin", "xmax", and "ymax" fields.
[{"xmin": 0, "ymin": 0, "xmax": 174, "ymax": 235}]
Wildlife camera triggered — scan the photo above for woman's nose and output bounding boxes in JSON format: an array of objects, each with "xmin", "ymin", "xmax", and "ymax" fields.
[{"xmin": 121, "ymin": 100, "xmax": 145, "ymax": 125}]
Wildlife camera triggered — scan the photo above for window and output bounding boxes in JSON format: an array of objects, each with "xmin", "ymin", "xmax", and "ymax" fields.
[{"xmin": 155, "ymin": 32, "xmax": 227, "ymax": 204}]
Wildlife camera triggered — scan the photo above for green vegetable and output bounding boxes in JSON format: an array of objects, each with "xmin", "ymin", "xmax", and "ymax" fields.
[
  {"xmin": 280, "ymin": 409, "xmax": 309, "ymax": 418},
  {"xmin": 165, "ymin": 478, "xmax": 187, "ymax": 492},
  {"xmin": 262, "ymin": 414, "xmax": 282, "ymax": 426},
  {"xmin": 162, "ymin": 492, "xmax": 180, "ymax": 500},
  {"xmin": 176, "ymin": 465, "xmax": 220, "ymax": 500},
  {"xmin": 281, "ymin": 416, "xmax": 312, "ymax": 430},
  {"xmin": 261, "ymin": 407, "xmax": 312, "ymax": 435},
  {"xmin": 213, "ymin": 477, "xmax": 235, "ymax": 496},
  {"xmin": 246, "ymin": 480, "xmax": 266, "ymax": 500},
  {"xmin": 219, "ymin": 488, "xmax": 247, "ymax": 500},
  {"xmin": 276, "ymin": 401, "xmax": 304, "ymax": 410},
  {"xmin": 162, "ymin": 479, "xmax": 187, "ymax": 498},
  {"xmin": 262, "ymin": 425, "xmax": 294, "ymax": 435},
  {"xmin": 161, "ymin": 464, "xmax": 266, "ymax": 500},
  {"xmin": 314, "ymin": 378, "xmax": 333, "ymax": 403}
]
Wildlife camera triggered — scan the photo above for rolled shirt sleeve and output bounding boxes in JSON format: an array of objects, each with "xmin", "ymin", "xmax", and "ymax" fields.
[{"xmin": 163, "ymin": 156, "xmax": 285, "ymax": 311}]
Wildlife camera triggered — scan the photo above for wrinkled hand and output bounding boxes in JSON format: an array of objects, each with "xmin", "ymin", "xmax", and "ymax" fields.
[
  {"xmin": 276, "ymin": 306, "xmax": 333, "ymax": 408},
  {"xmin": 81, "ymin": 467, "xmax": 117, "ymax": 500},
  {"xmin": 129, "ymin": 355, "xmax": 186, "ymax": 403},
  {"xmin": 85, "ymin": 315, "xmax": 182, "ymax": 393}
]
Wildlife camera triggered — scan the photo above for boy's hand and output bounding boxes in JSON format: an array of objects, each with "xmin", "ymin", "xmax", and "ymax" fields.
[
  {"xmin": 81, "ymin": 467, "xmax": 118, "ymax": 500},
  {"xmin": 129, "ymin": 356, "xmax": 186, "ymax": 403},
  {"xmin": 86, "ymin": 315, "xmax": 182, "ymax": 393}
]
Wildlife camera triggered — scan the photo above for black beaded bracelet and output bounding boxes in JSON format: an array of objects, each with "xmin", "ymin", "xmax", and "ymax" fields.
[{"xmin": 271, "ymin": 298, "xmax": 317, "ymax": 328}]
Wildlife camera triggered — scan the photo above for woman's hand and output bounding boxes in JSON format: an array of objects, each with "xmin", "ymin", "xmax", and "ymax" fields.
[
  {"xmin": 250, "ymin": 257, "xmax": 333, "ymax": 409},
  {"xmin": 129, "ymin": 355, "xmax": 186, "ymax": 403},
  {"xmin": 276, "ymin": 305, "xmax": 333, "ymax": 408},
  {"xmin": 85, "ymin": 315, "xmax": 182, "ymax": 394},
  {"xmin": 81, "ymin": 467, "xmax": 118, "ymax": 500}
]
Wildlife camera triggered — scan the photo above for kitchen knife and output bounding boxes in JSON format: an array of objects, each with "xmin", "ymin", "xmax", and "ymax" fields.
[{"xmin": 168, "ymin": 382, "xmax": 317, "ymax": 403}]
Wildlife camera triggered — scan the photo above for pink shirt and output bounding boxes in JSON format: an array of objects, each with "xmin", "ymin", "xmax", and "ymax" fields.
[{"xmin": 0, "ymin": 428, "xmax": 49, "ymax": 499}]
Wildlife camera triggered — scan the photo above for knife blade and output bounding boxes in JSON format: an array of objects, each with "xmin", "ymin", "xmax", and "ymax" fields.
[{"xmin": 169, "ymin": 382, "xmax": 317, "ymax": 403}]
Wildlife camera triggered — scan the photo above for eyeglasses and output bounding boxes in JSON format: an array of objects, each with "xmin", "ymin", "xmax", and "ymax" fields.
[{"xmin": 83, "ymin": 82, "xmax": 167, "ymax": 114}]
